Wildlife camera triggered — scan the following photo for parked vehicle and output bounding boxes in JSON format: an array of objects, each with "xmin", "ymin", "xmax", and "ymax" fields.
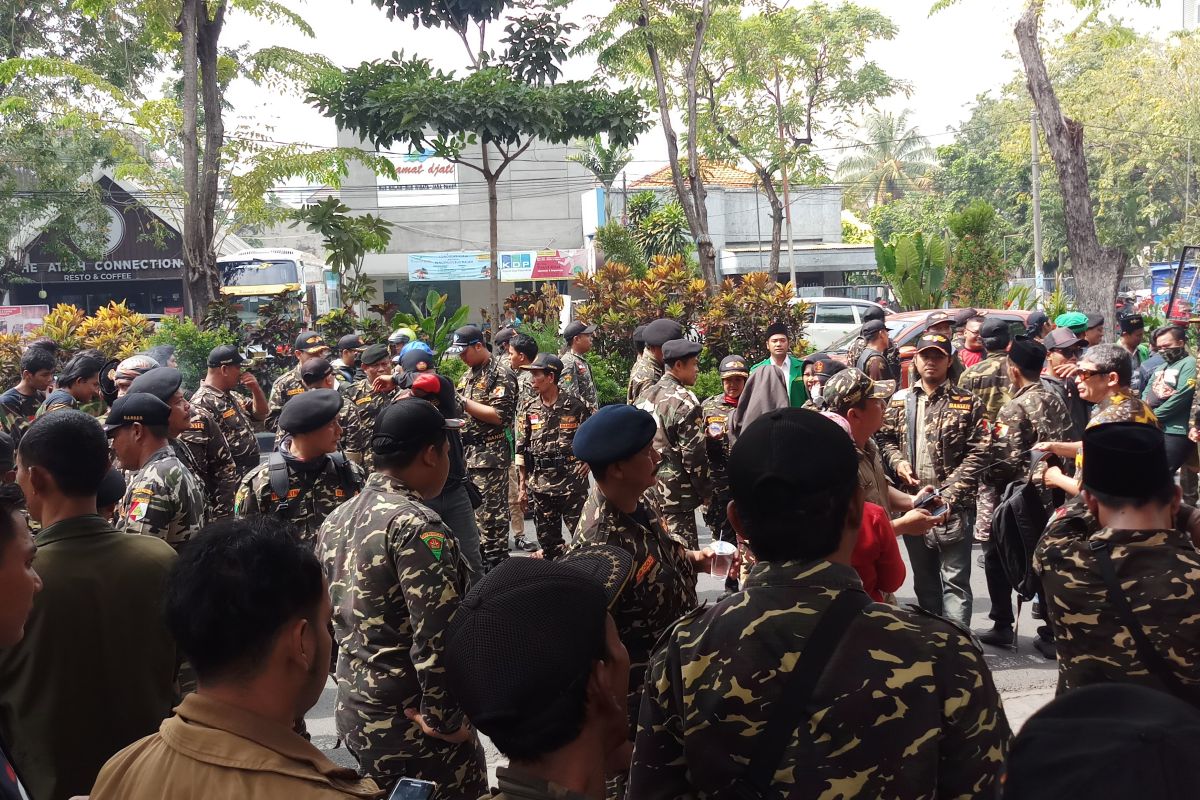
[
  {"xmin": 824, "ymin": 308, "xmax": 1034, "ymax": 388},
  {"xmin": 790, "ymin": 297, "xmax": 891, "ymax": 351},
  {"xmin": 217, "ymin": 247, "xmax": 336, "ymax": 325}
]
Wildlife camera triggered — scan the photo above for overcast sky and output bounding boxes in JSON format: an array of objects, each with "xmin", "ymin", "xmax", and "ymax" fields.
[{"xmin": 221, "ymin": 0, "xmax": 1183, "ymax": 184}]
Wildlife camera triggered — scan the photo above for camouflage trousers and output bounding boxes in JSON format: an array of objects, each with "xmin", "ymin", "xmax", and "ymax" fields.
[
  {"xmin": 508, "ymin": 464, "xmax": 524, "ymax": 535},
  {"xmin": 974, "ymin": 484, "xmax": 997, "ymax": 542},
  {"xmin": 704, "ymin": 489, "xmax": 734, "ymax": 544},
  {"xmin": 531, "ymin": 490, "xmax": 586, "ymax": 560},
  {"xmin": 469, "ymin": 467, "xmax": 510, "ymax": 571},
  {"xmin": 346, "ymin": 731, "xmax": 488, "ymax": 800},
  {"xmin": 660, "ymin": 509, "xmax": 699, "ymax": 551}
]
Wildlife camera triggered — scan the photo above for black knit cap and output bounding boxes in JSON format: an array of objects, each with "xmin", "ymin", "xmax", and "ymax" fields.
[
  {"xmin": 128, "ymin": 367, "xmax": 184, "ymax": 402},
  {"xmin": 444, "ymin": 546, "xmax": 635, "ymax": 736},
  {"xmin": 730, "ymin": 408, "xmax": 857, "ymax": 510},
  {"xmin": 1008, "ymin": 335, "xmax": 1046, "ymax": 374},
  {"xmin": 277, "ymin": 388, "xmax": 342, "ymax": 435},
  {"xmin": 1082, "ymin": 421, "xmax": 1171, "ymax": 499}
]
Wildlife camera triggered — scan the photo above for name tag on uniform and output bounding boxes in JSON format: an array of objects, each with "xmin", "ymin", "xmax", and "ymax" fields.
[
  {"xmin": 222, "ymin": 408, "xmax": 237, "ymax": 419},
  {"xmin": 948, "ymin": 402, "xmax": 972, "ymax": 411},
  {"xmin": 286, "ymin": 387, "xmax": 305, "ymax": 397},
  {"xmin": 560, "ymin": 415, "xmax": 578, "ymax": 431},
  {"xmin": 356, "ymin": 396, "xmax": 373, "ymax": 405},
  {"xmin": 636, "ymin": 555, "xmax": 656, "ymax": 584},
  {"xmin": 190, "ymin": 421, "xmax": 205, "ymax": 430}
]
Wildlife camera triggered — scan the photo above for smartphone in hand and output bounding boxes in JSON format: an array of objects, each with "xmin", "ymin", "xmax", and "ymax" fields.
[{"xmin": 389, "ymin": 778, "xmax": 437, "ymax": 800}]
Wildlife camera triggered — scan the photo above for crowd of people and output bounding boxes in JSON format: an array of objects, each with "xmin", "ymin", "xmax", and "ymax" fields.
[{"xmin": 0, "ymin": 303, "xmax": 1199, "ymax": 800}]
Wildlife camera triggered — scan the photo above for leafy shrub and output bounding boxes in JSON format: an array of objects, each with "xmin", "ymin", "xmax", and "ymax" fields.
[
  {"xmin": 697, "ymin": 273, "xmax": 809, "ymax": 362},
  {"xmin": 0, "ymin": 333, "xmax": 24, "ymax": 389},
  {"xmin": 150, "ymin": 317, "xmax": 238, "ymax": 392},
  {"xmin": 585, "ymin": 350, "xmax": 629, "ymax": 406},
  {"xmin": 693, "ymin": 368, "xmax": 721, "ymax": 402},
  {"xmin": 595, "ymin": 221, "xmax": 647, "ymax": 276},
  {"xmin": 31, "ymin": 304, "xmax": 86, "ymax": 356},
  {"xmin": 316, "ymin": 308, "xmax": 358, "ymax": 341},
  {"xmin": 76, "ymin": 301, "xmax": 151, "ymax": 358}
]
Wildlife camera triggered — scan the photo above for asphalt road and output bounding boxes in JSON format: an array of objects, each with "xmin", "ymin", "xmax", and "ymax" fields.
[{"xmin": 309, "ymin": 513, "xmax": 1058, "ymax": 779}]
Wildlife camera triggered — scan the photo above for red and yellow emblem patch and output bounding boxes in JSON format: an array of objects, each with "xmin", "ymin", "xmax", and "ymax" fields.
[{"xmin": 419, "ymin": 531, "xmax": 445, "ymax": 561}]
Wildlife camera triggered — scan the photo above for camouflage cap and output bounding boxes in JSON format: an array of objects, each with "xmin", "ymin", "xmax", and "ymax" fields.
[{"xmin": 822, "ymin": 367, "xmax": 895, "ymax": 414}]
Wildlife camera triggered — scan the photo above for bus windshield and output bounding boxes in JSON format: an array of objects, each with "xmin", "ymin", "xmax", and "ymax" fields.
[{"xmin": 221, "ymin": 259, "xmax": 299, "ymax": 287}]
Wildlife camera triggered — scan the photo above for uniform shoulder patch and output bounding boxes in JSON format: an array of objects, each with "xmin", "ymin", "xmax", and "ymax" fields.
[
  {"xmin": 419, "ymin": 531, "xmax": 445, "ymax": 561},
  {"xmin": 127, "ymin": 498, "xmax": 149, "ymax": 522},
  {"xmin": 286, "ymin": 387, "xmax": 306, "ymax": 397}
]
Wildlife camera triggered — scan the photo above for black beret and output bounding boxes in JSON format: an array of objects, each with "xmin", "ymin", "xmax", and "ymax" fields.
[
  {"xmin": 300, "ymin": 357, "xmax": 333, "ymax": 385},
  {"xmin": 980, "ymin": 317, "xmax": 1011, "ymax": 339},
  {"xmin": 278, "ymin": 388, "xmax": 342, "ymax": 435},
  {"xmin": 1008, "ymin": 335, "xmax": 1046, "ymax": 374},
  {"xmin": 573, "ymin": 405, "xmax": 657, "ymax": 465},
  {"xmin": 207, "ymin": 344, "xmax": 244, "ymax": 367},
  {"xmin": 128, "ymin": 367, "xmax": 184, "ymax": 403},
  {"xmin": 1082, "ymin": 422, "xmax": 1170, "ymax": 499},
  {"xmin": 662, "ymin": 339, "xmax": 702, "ymax": 362},
  {"xmin": 632, "ymin": 325, "xmax": 647, "ymax": 349},
  {"xmin": 765, "ymin": 321, "xmax": 790, "ymax": 339},
  {"xmin": 643, "ymin": 318, "xmax": 684, "ymax": 347},
  {"xmin": 1086, "ymin": 313, "xmax": 1105, "ymax": 330},
  {"xmin": 360, "ymin": 343, "xmax": 390, "ymax": 365},
  {"xmin": 105, "ymin": 392, "xmax": 171, "ymax": 435}
]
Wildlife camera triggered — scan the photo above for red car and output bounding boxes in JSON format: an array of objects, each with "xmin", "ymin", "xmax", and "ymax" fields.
[{"xmin": 824, "ymin": 308, "xmax": 1036, "ymax": 388}]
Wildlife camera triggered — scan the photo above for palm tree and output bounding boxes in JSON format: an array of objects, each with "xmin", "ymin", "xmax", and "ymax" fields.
[
  {"xmin": 568, "ymin": 135, "xmax": 633, "ymax": 220},
  {"xmin": 836, "ymin": 110, "xmax": 936, "ymax": 207}
]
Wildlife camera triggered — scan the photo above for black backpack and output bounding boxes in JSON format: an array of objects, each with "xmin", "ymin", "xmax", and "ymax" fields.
[
  {"xmin": 267, "ymin": 451, "xmax": 360, "ymax": 519},
  {"xmin": 991, "ymin": 451, "xmax": 1064, "ymax": 603}
]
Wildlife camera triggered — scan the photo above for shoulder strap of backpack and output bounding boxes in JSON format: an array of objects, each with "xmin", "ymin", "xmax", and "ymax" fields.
[
  {"xmin": 267, "ymin": 452, "xmax": 295, "ymax": 516},
  {"xmin": 1089, "ymin": 539, "xmax": 1200, "ymax": 705},
  {"xmin": 326, "ymin": 451, "xmax": 360, "ymax": 497},
  {"xmin": 729, "ymin": 589, "xmax": 872, "ymax": 800}
]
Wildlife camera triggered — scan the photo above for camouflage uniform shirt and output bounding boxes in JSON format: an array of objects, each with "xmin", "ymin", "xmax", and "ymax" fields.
[
  {"xmin": 569, "ymin": 486, "xmax": 697, "ymax": 733},
  {"xmin": 636, "ymin": 373, "xmax": 712, "ymax": 514},
  {"xmin": 176, "ymin": 405, "xmax": 240, "ymax": 518},
  {"xmin": 1091, "ymin": 389, "xmax": 1159, "ymax": 429},
  {"xmin": 118, "ymin": 445, "xmax": 209, "ymax": 549},
  {"xmin": 266, "ymin": 365, "xmax": 307, "ymax": 431},
  {"xmin": 628, "ymin": 559, "xmax": 1011, "ymax": 799},
  {"xmin": 458, "ymin": 356, "xmax": 517, "ymax": 470},
  {"xmin": 1035, "ymin": 525, "xmax": 1200, "ymax": 697},
  {"xmin": 190, "ymin": 382, "xmax": 261, "ymax": 478},
  {"xmin": 558, "ymin": 350, "xmax": 598, "ymax": 412},
  {"xmin": 514, "ymin": 390, "xmax": 591, "ymax": 495},
  {"xmin": 317, "ymin": 472, "xmax": 487, "ymax": 793},
  {"xmin": 959, "ymin": 351, "xmax": 1011, "ymax": 421},
  {"xmin": 234, "ymin": 452, "xmax": 365, "ymax": 549},
  {"xmin": 343, "ymin": 379, "xmax": 398, "ymax": 472},
  {"xmin": 700, "ymin": 393, "xmax": 736, "ymax": 535},
  {"xmin": 36, "ymin": 389, "xmax": 77, "ymax": 416},
  {"xmin": 988, "ymin": 381, "xmax": 1072, "ymax": 491},
  {"xmin": 627, "ymin": 353, "xmax": 663, "ymax": 405}
]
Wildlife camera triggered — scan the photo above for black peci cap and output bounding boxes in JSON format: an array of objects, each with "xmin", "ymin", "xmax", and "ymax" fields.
[
  {"xmin": 128, "ymin": 367, "xmax": 184, "ymax": 403},
  {"xmin": 573, "ymin": 404, "xmax": 657, "ymax": 466},
  {"xmin": 444, "ymin": 546, "xmax": 635, "ymax": 737},
  {"xmin": 300, "ymin": 357, "xmax": 334, "ymax": 386},
  {"xmin": 1119, "ymin": 314, "xmax": 1145, "ymax": 334},
  {"xmin": 662, "ymin": 339, "xmax": 702, "ymax": 362},
  {"xmin": 277, "ymin": 388, "xmax": 341, "ymax": 435},
  {"xmin": 643, "ymin": 318, "xmax": 684, "ymax": 347},
  {"xmin": 372, "ymin": 398, "xmax": 462, "ymax": 457},
  {"xmin": 105, "ymin": 393, "xmax": 171, "ymax": 435},
  {"xmin": 765, "ymin": 321, "xmax": 790, "ymax": 340},
  {"xmin": 360, "ymin": 343, "xmax": 390, "ymax": 366},
  {"xmin": 519, "ymin": 353, "xmax": 563, "ymax": 378},
  {"xmin": 1008, "ymin": 335, "xmax": 1047, "ymax": 374},
  {"xmin": 563, "ymin": 320, "xmax": 596, "ymax": 341},
  {"xmin": 293, "ymin": 331, "xmax": 328, "ymax": 354},
  {"xmin": 1082, "ymin": 421, "xmax": 1171, "ymax": 499},
  {"xmin": 337, "ymin": 334, "xmax": 365, "ymax": 352},
  {"xmin": 207, "ymin": 344, "xmax": 245, "ymax": 368}
]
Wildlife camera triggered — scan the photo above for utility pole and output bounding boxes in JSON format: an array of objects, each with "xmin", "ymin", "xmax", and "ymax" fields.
[
  {"xmin": 1031, "ymin": 111, "xmax": 1044, "ymax": 308},
  {"xmin": 775, "ymin": 68, "xmax": 797, "ymax": 292}
]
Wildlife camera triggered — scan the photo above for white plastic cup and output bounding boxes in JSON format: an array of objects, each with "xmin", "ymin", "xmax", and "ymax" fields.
[{"xmin": 709, "ymin": 539, "xmax": 737, "ymax": 578}]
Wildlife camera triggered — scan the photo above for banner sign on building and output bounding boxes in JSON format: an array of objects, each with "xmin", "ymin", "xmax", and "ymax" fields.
[
  {"xmin": 409, "ymin": 250, "xmax": 588, "ymax": 282},
  {"xmin": 0, "ymin": 305, "xmax": 49, "ymax": 334},
  {"xmin": 377, "ymin": 149, "xmax": 459, "ymax": 207}
]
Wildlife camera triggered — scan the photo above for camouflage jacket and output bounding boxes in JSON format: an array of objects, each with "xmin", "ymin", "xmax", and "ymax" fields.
[
  {"xmin": 514, "ymin": 390, "xmax": 591, "ymax": 496},
  {"xmin": 699, "ymin": 393, "xmax": 736, "ymax": 500},
  {"xmin": 317, "ymin": 472, "xmax": 473, "ymax": 746},
  {"xmin": 878, "ymin": 380, "xmax": 992, "ymax": 509},
  {"xmin": 0, "ymin": 387, "xmax": 42, "ymax": 424},
  {"xmin": 190, "ymin": 382, "xmax": 261, "ymax": 477},
  {"xmin": 266, "ymin": 366, "xmax": 307, "ymax": 431},
  {"xmin": 0, "ymin": 404, "xmax": 28, "ymax": 447},
  {"xmin": 558, "ymin": 350, "xmax": 598, "ymax": 412},
  {"xmin": 343, "ymin": 378, "xmax": 398, "ymax": 471},
  {"xmin": 175, "ymin": 404, "xmax": 240, "ymax": 518},
  {"xmin": 959, "ymin": 351, "xmax": 1011, "ymax": 421},
  {"xmin": 118, "ymin": 445, "xmax": 209, "ymax": 549},
  {"xmin": 637, "ymin": 373, "xmax": 712, "ymax": 514},
  {"xmin": 515, "ymin": 368, "xmax": 536, "ymax": 411},
  {"xmin": 569, "ymin": 486, "xmax": 697, "ymax": 734},
  {"xmin": 234, "ymin": 452, "xmax": 365, "ymax": 548},
  {"xmin": 489, "ymin": 767, "xmax": 589, "ymax": 800},
  {"xmin": 1092, "ymin": 389, "xmax": 1159, "ymax": 429},
  {"xmin": 1035, "ymin": 525, "xmax": 1200, "ymax": 697},
  {"xmin": 628, "ymin": 559, "xmax": 1010, "ymax": 800},
  {"xmin": 988, "ymin": 381, "xmax": 1072, "ymax": 490},
  {"xmin": 627, "ymin": 353, "xmax": 663, "ymax": 405},
  {"xmin": 848, "ymin": 339, "xmax": 902, "ymax": 383},
  {"xmin": 457, "ymin": 356, "xmax": 517, "ymax": 469}
]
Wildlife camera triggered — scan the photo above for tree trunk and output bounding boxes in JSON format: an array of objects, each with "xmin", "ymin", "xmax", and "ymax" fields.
[
  {"xmin": 482, "ymin": 144, "xmax": 502, "ymax": 331},
  {"xmin": 755, "ymin": 168, "xmax": 784, "ymax": 283},
  {"xmin": 1014, "ymin": 3, "xmax": 1123, "ymax": 331},
  {"xmin": 194, "ymin": 0, "xmax": 226, "ymax": 316}
]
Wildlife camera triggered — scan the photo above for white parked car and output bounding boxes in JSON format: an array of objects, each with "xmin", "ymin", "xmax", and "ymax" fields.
[{"xmin": 788, "ymin": 297, "xmax": 891, "ymax": 351}]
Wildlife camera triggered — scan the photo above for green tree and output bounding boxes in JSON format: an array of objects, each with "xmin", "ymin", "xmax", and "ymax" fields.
[
  {"xmin": 866, "ymin": 192, "xmax": 952, "ymax": 244},
  {"xmin": 874, "ymin": 232, "xmax": 947, "ymax": 311},
  {"xmin": 946, "ymin": 200, "xmax": 1006, "ymax": 307},
  {"xmin": 312, "ymin": 0, "xmax": 647, "ymax": 327},
  {"xmin": 836, "ymin": 109, "xmax": 935, "ymax": 207},
  {"xmin": 290, "ymin": 198, "xmax": 393, "ymax": 318},
  {"xmin": 568, "ymin": 135, "xmax": 632, "ymax": 220}
]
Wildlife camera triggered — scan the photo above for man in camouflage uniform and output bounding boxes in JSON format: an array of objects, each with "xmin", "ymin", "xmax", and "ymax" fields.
[
  {"xmin": 1035, "ymin": 422, "xmax": 1200, "ymax": 703},
  {"xmin": 626, "ymin": 319, "xmax": 681, "ymax": 404},
  {"xmin": 107, "ymin": 393, "xmax": 208, "ymax": 550},
  {"xmin": 191, "ymin": 345, "xmax": 268, "ymax": 482},
  {"xmin": 343, "ymin": 343, "xmax": 397, "ymax": 473},
  {"xmin": 515, "ymin": 353, "xmax": 591, "ymax": 560},
  {"xmin": 449, "ymin": 324, "xmax": 518, "ymax": 571},
  {"xmin": 559, "ymin": 320, "xmax": 598, "ymax": 412},
  {"xmin": 130, "ymin": 367, "xmax": 240, "ymax": 519},
  {"xmin": 700, "ymin": 355, "xmax": 747, "ymax": 590},
  {"xmin": 636, "ymin": 339, "xmax": 711, "ymax": 551},
  {"xmin": 317, "ymin": 399, "xmax": 487, "ymax": 798},
  {"xmin": 878, "ymin": 332, "xmax": 992, "ymax": 627},
  {"xmin": 298, "ymin": 356, "xmax": 366, "ymax": 465},
  {"xmin": 629, "ymin": 409, "xmax": 1010, "ymax": 799},
  {"xmin": 234, "ymin": 389, "xmax": 365, "ymax": 549},
  {"xmin": 568, "ymin": 404, "xmax": 712, "ymax": 798},
  {"xmin": 977, "ymin": 337, "xmax": 1072, "ymax": 649},
  {"xmin": 959, "ymin": 316, "xmax": 1012, "ymax": 545},
  {"xmin": 266, "ymin": 330, "xmax": 330, "ymax": 431},
  {"xmin": 493, "ymin": 325, "xmax": 516, "ymax": 370}
]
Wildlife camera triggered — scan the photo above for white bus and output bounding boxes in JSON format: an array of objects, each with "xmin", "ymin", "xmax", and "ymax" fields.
[{"xmin": 217, "ymin": 248, "xmax": 337, "ymax": 324}]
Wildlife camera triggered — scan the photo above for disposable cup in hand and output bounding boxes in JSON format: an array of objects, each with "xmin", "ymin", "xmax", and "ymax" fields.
[{"xmin": 709, "ymin": 540, "xmax": 737, "ymax": 578}]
